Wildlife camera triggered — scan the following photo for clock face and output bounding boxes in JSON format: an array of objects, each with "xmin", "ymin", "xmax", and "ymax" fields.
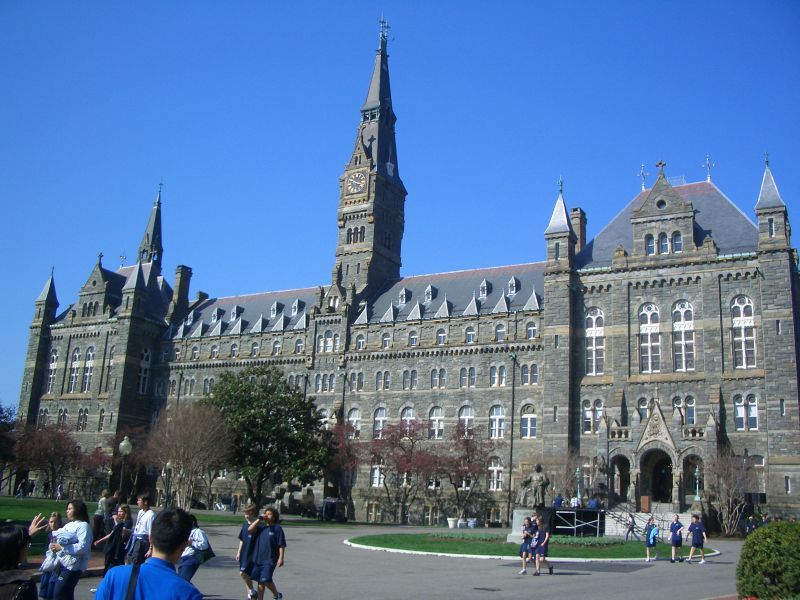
[{"xmin": 346, "ymin": 171, "xmax": 367, "ymax": 194}]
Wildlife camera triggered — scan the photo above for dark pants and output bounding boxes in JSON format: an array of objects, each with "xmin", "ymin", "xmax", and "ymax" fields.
[
  {"xmin": 52, "ymin": 569, "xmax": 82, "ymax": 600},
  {"xmin": 126, "ymin": 537, "xmax": 150, "ymax": 565},
  {"xmin": 178, "ymin": 555, "xmax": 201, "ymax": 581}
]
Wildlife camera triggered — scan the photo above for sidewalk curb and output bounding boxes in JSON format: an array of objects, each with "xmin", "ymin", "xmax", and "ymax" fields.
[{"xmin": 343, "ymin": 539, "xmax": 721, "ymax": 562}]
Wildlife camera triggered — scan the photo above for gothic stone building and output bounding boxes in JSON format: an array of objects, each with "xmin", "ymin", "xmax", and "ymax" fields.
[{"xmin": 18, "ymin": 31, "xmax": 800, "ymax": 520}]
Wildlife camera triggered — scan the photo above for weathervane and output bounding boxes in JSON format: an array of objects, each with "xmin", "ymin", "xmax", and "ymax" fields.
[
  {"xmin": 764, "ymin": 151, "xmax": 770, "ymax": 167},
  {"xmin": 703, "ymin": 154, "xmax": 715, "ymax": 182},
  {"xmin": 656, "ymin": 160, "xmax": 667, "ymax": 174},
  {"xmin": 120, "ymin": 253, "xmax": 127, "ymax": 268},
  {"xmin": 639, "ymin": 163, "xmax": 649, "ymax": 191},
  {"xmin": 558, "ymin": 175, "xmax": 564, "ymax": 195},
  {"xmin": 379, "ymin": 17, "xmax": 390, "ymax": 40}
]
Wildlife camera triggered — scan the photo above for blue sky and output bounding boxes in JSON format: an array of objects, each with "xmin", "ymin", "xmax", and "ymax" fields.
[{"xmin": 1, "ymin": 1, "xmax": 799, "ymax": 409}]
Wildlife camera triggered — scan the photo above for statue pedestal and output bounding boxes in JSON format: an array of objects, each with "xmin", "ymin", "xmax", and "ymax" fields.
[{"xmin": 507, "ymin": 508, "xmax": 531, "ymax": 543}]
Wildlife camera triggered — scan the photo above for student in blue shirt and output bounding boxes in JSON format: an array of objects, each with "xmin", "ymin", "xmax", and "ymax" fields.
[
  {"xmin": 248, "ymin": 508, "xmax": 287, "ymax": 600},
  {"xmin": 94, "ymin": 508, "xmax": 202, "ymax": 600},
  {"xmin": 532, "ymin": 515, "xmax": 553, "ymax": 576},
  {"xmin": 236, "ymin": 504, "xmax": 263, "ymax": 600},
  {"xmin": 685, "ymin": 514, "xmax": 708, "ymax": 564},
  {"xmin": 517, "ymin": 516, "xmax": 537, "ymax": 575},
  {"xmin": 644, "ymin": 516, "xmax": 659, "ymax": 562},
  {"xmin": 669, "ymin": 514, "xmax": 685, "ymax": 563}
]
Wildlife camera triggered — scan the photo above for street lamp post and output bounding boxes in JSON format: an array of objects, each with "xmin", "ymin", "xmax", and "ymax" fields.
[
  {"xmin": 164, "ymin": 461, "xmax": 173, "ymax": 508},
  {"xmin": 694, "ymin": 465, "xmax": 701, "ymax": 501},
  {"xmin": 118, "ymin": 436, "xmax": 133, "ymax": 502},
  {"xmin": 505, "ymin": 352, "xmax": 517, "ymax": 526},
  {"xmin": 576, "ymin": 467, "xmax": 582, "ymax": 501}
]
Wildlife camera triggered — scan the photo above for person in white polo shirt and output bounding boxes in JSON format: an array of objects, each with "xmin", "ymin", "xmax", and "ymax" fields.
[{"xmin": 126, "ymin": 493, "xmax": 155, "ymax": 565}]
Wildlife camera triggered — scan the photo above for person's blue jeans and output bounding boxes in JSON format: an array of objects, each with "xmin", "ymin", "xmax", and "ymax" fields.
[
  {"xmin": 52, "ymin": 568, "xmax": 82, "ymax": 600},
  {"xmin": 178, "ymin": 555, "xmax": 201, "ymax": 581}
]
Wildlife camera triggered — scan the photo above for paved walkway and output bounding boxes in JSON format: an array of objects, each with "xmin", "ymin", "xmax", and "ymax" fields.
[{"xmin": 70, "ymin": 524, "xmax": 741, "ymax": 600}]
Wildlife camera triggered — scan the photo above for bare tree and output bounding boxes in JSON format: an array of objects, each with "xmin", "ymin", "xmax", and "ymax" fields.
[
  {"xmin": 704, "ymin": 451, "xmax": 756, "ymax": 536},
  {"xmin": 547, "ymin": 450, "xmax": 583, "ymax": 502},
  {"xmin": 144, "ymin": 403, "xmax": 233, "ymax": 510}
]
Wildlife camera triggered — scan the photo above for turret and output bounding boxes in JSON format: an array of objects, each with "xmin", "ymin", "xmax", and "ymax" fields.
[
  {"xmin": 755, "ymin": 160, "xmax": 790, "ymax": 250},
  {"xmin": 137, "ymin": 187, "xmax": 164, "ymax": 275}
]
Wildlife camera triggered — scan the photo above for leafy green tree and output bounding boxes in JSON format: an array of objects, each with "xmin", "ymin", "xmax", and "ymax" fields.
[{"xmin": 209, "ymin": 365, "xmax": 331, "ymax": 509}]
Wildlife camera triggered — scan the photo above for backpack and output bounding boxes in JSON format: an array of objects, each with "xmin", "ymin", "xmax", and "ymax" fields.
[{"xmin": 0, "ymin": 579, "xmax": 35, "ymax": 600}]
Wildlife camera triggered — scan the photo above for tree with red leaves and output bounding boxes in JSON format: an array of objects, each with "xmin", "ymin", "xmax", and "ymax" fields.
[
  {"xmin": 326, "ymin": 422, "xmax": 362, "ymax": 519},
  {"xmin": 15, "ymin": 425, "xmax": 81, "ymax": 497}
]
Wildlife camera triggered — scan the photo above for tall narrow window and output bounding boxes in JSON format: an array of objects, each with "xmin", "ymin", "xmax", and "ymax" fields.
[
  {"xmin": 137, "ymin": 348, "xmax": 151, "ymax": 394},
  {"xmin": 638, "ymin": 398, "xmax": 649, "ymax": 420},
  {"xmin": 347, "ymin": 408, "xmax": 361, "ymax": 438},
  {"xmin": 373, "ymin": 408, "xmax": 386, "ymax": 439},
  {"xmin": 672, "ymin": 300, "xmax": 695, "ymax": 372},
  {"xmin": 401, "ymin": 407, "xmax": 414, "ymax": 432},
  {"xmin": 495, "ymin": 323, "xmax": 506, "ymax": 342},
  {"xmin": 429, "ymin": 406, "xmax": 444, "ymax": 439},
  {"xmin": 734, "ymin": 395, "xmax": 746, "ymax": 431},
  {"xmin": 585, "ymin": 307, "xmax": 605, "ymax": 375},
  {"xmin": 410, "ymin": 370, "xmax": 417, "ymax": 389},
  {"xmin": 521, "ymin": 364, "xmax": 529, "ymax": 385},
  {"xmin": 531, "ymin": 364, "xmax": 539, "ymax": 384},
  {"xmin": 731, "ymin": 296, "xmax": 756, "ymax": 368},
  {"xmin": 768, "ymin": 218, "xmax": 775, "ymax": 237},
  {"xmin": 685, "ymin": 396, "xmax": 696, "ymax": 425},
  {"xmin": 489, "ymin": 405, "xmax": 505, "ymax": 439},
  {"xmin": 459, "ymin": 368, "xmax": 467, "ymax": 388},
  {"xmin": 430, "ymin": 369, "xmax": 439, "ymax": 389},
  {"xmin": 459, "ymin": 406, "xmax": 474, "ymax": 435},
  {"xmin": 488, "ymin": 457, "xmax": 503, "ymax": 491},
  {"xmin": 68, "ymin": 348, "xmax": 81, "ymax": 393},
  {"xmin": 747, "ymin": 394, "xmax": 758, "ymax": 430},
  {"xmin": 671, "ymin": 231, "xmax": 682, "ymax": 252},
  {"xmin": 356, "ymin": 335, "xmax": 366, "ymax": 350},
  {"xmin": 465, "ymin": 326, "xmax": 476, "ymax": 344},
  {"xmin": 376, "ymin": 371, "xmax": 383, "ymax": 391},
  {"xmin": 639, "ymin": 303, "xmax": 661, "ymax": 373},
  {"xmin": 230, "ymin": 343, "xmax": 239, "ymax": 358},
  {"xmin": 82, "ymin": 347, "xmax": 95, "ymax": 393},
  {"xmin": 408, "ymin": 331, "xmax": 418, "ymax": 347},
  {"xmin": 780, "ymin": 398, "xmax": 786, "ymax": 416},
  {"xmin": 658, "ymin": 232, "xmax": 669, "ymax": 254},
  {"xmin": 98, "ymin": 408, "xmax": 105, "ymax": 432},
  {"xmin": 382, "ymin": 333, "xmax": 391, "ymax": 349},
  {"xmin": 370, "ymin": 458, "xmax": 385, "ymax": 487},
  {"xmin": 645, "ymin": 234, "xmax": 655, "ymax": 255},
  {"xmin": 403, "ymin": 370, "xmax": 410, "ymax": 390},
  {"xmin": 46, "ymin": 350, "xmax": 58, "ymax": 394},
  {"xmin": 520, "ymin": 405, "xmax": 537, "ymax": 439},
  {"xmin": 490, "ymin": 366, "xmax": 498, "ymax": 387},
  {"xmin": 526, "ymin": 321, "xmax": 537, "ymax": 339},
  {"xmin": 436, "ymin": 328, "xmax": 447, "ymax": 345},
  {"xmin": 468, "ymin": 367, "xmax": 476, "ymax": 387}
]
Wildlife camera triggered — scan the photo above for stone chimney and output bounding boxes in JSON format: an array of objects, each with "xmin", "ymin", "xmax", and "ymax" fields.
[
  {"xmin": 167, "ymin": 265, "xmax": 192, "ymax": 323},
  {"xmin": 570, "ymin": 208, "xmax": 587, "ymax": 252}
]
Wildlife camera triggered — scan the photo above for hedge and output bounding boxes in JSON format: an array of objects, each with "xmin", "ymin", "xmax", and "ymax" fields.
[{"xmin": 736, "ymin": 521, "xmax": 800, "ymax": 599}]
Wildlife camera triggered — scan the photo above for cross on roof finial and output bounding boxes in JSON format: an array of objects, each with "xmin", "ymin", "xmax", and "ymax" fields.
[
  {"xmin": 764, "ymin": 151, "xmax": 770, "ymax": 167},
  {"xmin": 379, "ymin": 17, "xmax": 390, "ymax": 40},
  {"xmin": 97, "ymin": 252, "xmax": 104, "ymax": 265},
  {"xmin": 639, "ymin": 163, "xmax": 649, "ymax": 191},
  {"xmin": 558, "ymin": 175, "xmax": 564, "ymax": 195},
  {"xmin": 119, "ymin": 252, "xmax": 126, "ymax": 267},
  {"xmin": 656, "ymin": 160, "xmax": 667, "ymax": 174},
  {"xmin": 703, "ymin": 153, "xmax": 715, "ymax": 182}
]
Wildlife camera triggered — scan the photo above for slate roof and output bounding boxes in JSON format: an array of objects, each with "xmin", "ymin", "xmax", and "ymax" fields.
[
  {"xmin": 576, "ymin": 181, "xmax": 759, "ymax": 269},
  {"xmin": 545, "ymin": 192, "xmax": 573, "ymax": 235},
  {"xmin": 755, "ymin": 165, "xmax": 786, "ymax": 210},
  {"xmin": 360, "ymin": 262, "xmax": 546, "ymax": 325}
]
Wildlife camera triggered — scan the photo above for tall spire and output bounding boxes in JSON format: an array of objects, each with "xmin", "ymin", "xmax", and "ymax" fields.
[
  {"xmin": 357, "ymin": 19, "xmax": 403, "ymax": 187},
  {"xmin": 545, "ymin": 182, "xmax": 573, "ymax": 235},
  {"xmin": 36, "ymin": 270, "xmax": 58, "ymax": 306},
  {"xmin": 756, "ymin": 162, "xmax": 786, "ymax": 210},
  {"xmin": 137, "ymin": 185, "xmax": 163, "ymax": 274}
]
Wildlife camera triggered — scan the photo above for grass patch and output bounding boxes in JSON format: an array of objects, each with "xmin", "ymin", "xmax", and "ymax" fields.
[{"xmin": 349, "ymin": 533, "xmax": 714, "ymax": 560}]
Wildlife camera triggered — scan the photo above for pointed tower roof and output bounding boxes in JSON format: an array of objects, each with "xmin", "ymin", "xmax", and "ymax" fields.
[
  {"xmin": 36, "ymin": 271, "xmax": 59, "ymax": 306},
  {"xmin": 755, "ymin": 164, "xmax": 786, "ymax": 210},
  {"xmin": 138, "ymin": 186, "xmax": 164, "ymax": 272},
  {"xmin": 122, "ymin": 262, "xmax": 146, "ymax": 291},
  {"xmin": 362, "ymin": 20, "xmax": 392, "ymax": 112},
  {"xmin": 544, "ymin": 191, "xmax": 573, "ymax": 235}
]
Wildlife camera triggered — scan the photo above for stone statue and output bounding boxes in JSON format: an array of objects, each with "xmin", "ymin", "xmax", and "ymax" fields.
[{"xmin": 516, "ymin": 464, "xmax": 550, "ymax": 508}]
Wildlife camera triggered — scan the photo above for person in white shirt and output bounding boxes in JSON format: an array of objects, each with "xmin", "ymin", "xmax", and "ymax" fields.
[
  {"xmin": 178, "ymin": 514, "xmax": 210, "ymax": 582},
  {"xmin": 49, "ymin": 499, "xmax": 93, "ymax": 600},
  {"xmin": 126, "ymin": 493, "xmax": 155, "ymax": 565}
]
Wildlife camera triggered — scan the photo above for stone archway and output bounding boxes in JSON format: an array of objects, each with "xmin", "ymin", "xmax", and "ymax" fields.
[{"xmin": 640, "ymin": 448, "xmax": 673, "ymax": 503}]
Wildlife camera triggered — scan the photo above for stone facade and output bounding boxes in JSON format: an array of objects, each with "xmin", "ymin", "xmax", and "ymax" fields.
[{"xmin": 18, "ymin": 30, "xmax": 800, "ymax": 520}]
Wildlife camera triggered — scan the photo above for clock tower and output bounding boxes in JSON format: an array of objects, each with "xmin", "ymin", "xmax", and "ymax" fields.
[{"xmin": 333, "ymin": 21, "xmax": 407, "ymax": 301}]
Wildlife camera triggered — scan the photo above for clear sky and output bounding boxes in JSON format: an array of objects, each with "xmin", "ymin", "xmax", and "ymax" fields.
[{"xmin": 1, "ymin": 1, "xmax": 798, "ymax": 409}]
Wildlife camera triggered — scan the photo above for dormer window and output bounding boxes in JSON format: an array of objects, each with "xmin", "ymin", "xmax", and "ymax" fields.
[
  {"xmin": 507, "ymin": 277, "xmax": 519, "ymax": 296},
  {"xmin": 328, "ymin": 296, "xmax": 340, "ymax": 310},
  {"xmin": 479, "ymin": 279, "xmax": 491, "ymax": 299},
  {"xmin": 399, "ymin": 288, "xmax": 409, "ymax": 305},
  {"xmin": 230, "ymin": 306, "xmax": 241, "ymax": 322},
  {"xmin": 424, "ymin": 285, "xmax": 436, "ymax": 303},
  {"xmin": 270, "ymin": 302, "xmax": 283, "ymax": 319},
  {"xmin": 185, "ymin": 311, "xmax": 194, "ymax": 327},
  {"xmin": 291, "ymin": 299, "xmax": 303, "ymax": 316},
  {"xmin": 211, "ymin": 308, "xmax": 223, "ymax": 323}
]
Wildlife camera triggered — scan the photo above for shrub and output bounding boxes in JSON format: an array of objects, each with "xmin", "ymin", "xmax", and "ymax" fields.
[{"xmin": 736, "ymin": 521, "xmax": 800, "ymax": 599}]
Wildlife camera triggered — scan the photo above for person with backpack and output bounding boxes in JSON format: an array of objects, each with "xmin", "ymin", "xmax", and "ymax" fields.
[
  {"xmin": 177, "ymin": 515, "xmax": 210, "ymax": 582},
  {"xmin": 644, "ymin": 516, "xmax": 659, "ymax": 562}
]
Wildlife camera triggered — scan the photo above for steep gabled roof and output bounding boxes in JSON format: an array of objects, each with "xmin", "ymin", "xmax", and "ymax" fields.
[{"xmin": 755, "ymin": 165, "xmax": 786, "ymax": 210}]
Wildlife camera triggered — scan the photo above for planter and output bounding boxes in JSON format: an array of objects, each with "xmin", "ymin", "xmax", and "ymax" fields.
[
  {"xmin": 457, "ymin": 518, "xmax": 467, "ymax": 528},
  {"xmin": 447, "ymin": 517, "xmax": 458, "ymax": 529}
]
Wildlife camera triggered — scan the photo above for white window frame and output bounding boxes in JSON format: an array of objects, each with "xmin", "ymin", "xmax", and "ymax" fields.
[{"xmin": 489, "ymin": 405, "xmax": 505, "ymax": 439}]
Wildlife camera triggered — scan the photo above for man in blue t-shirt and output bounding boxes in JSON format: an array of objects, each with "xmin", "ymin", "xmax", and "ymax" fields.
[
  {"xmin": 685, "ymin": 514, "xmax": 708, "ymax": 564},
  {"xmin": 248, "ymin": 507, "xmax": 287, "ymax": 600},
  {"xmin": 95, "ymin": 508, "xmax": 202, "ymax": 600},
  {"xmin": 669, "ymin": 514, "xmax": 685, "ymax": 563}
]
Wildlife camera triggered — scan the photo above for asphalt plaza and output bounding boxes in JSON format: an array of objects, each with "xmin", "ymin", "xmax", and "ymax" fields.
[{"xmin": 75, "ymin": 524, "xmax": 741, "ymax": 600}]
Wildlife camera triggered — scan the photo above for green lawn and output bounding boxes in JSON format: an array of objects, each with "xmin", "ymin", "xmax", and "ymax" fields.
[{"xmin": 348, "ymin": 533, "xmax": 715, "ymax": 560}]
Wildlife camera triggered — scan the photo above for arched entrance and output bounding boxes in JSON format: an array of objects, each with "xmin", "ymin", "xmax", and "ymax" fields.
[
  {"xmin": 640, "ymin": 449, "xmax": 673, "ymax": 503},
  {"xmin": 610, "ymin": 456, "xmax": 631, "ymax": 503}
]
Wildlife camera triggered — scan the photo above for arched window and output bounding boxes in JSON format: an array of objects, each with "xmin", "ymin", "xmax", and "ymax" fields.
[
  {"xmin": 489, "ymin": 405, "xmax": 505, "ymax": 439},
  {"xmin": 203, "ymin": 378, "xmax": 210, "ymax": 395},
  {"xmin": 373, "ymin": 408, "xmax": 387, "ymax": 439},
  {"xmin": 459, "ymin": 367, "xmax": 467, "ymax": 388},
  {"xmin": 98, "ymin": 408, "xmax": 105, "ymax": 432},
  {"xmin": 672, "ymin": 231, "xmax": 683, "ymax": 253},
  {"xmin": 324, "ymin": 331, "xmax": 333, "ymax": 353},
  {"xmin": 465, "ymin": 326, "xmax": 476, "ymax": 344},
  {"xmin": 429, "ymin": 406, "xmax": 444, "ymax": 439},
  {"xmin": 356, "ymin": 335, "xmax": 366, "ymax": 350},
  {"xmin": 685, "ymin": 396, "xmax": 696, "ymax": 425},
  {"xmin": 272, "ymin": 340, "xmax": 281, "ymax": 355},
  {"xmin": 672, "ymin": 300, "xmax": 695, "ymax": 372},
  {"xmin": 531, "ymin": 364, "xmax": 539, "ymax": 384},
  {"xmin": 467, "ymin": 367, "xmax": 476, "ymax": 387},
  {"xmin": 593, "ymin": 399, "xmax": 604, "ymax": 431},
  {"xmin": 81, "ymin": 346, "xmax": 95, "ymax": 393},
  {"xmin": 294, "ymin": 338, "xmax": 304, "ymax": 353},
  {"xmin": 410, "ymin": 370, "xmax": 418, "ymax": 390},
  {"xmin": 637, "ymin": 398, "xmax": 649, "ymax": 420},
  {"xmin": 375, "ymin": 372, "xmax": 383, "ymax": 391},
  {"xmin": 38, "ymin": 408, "xmax": 49, "ymax": 429},
  {"xmin": 490, "ymin": 366, "xmax": 497, "ymax": 386},
  {"xmin": 357, "ymin": 372, "xmax": 365, "ymax": 390},
  {"xmin": 488, "ymin": 457, "xmax": 503, "ymax": 491},
  {"xmin": 495, "ymin": 323, "xmax": 506, "ymax": 342},
  {"xmin": 68, "ymin": 348, "xmax": 81, "ymax": 393},
  {"xmin": 346, "ymin": 229, "xmax": 352, "ymax": 244},
  {"xmin": 208, "ymin": 378, "xmax": 215, "ymax": 394},
  {"xmin": 370, "ymin": 457, "xmax": 385, "ymax": 487},
  {"xmin": 46, "ymin": 349, "xmax": 58, "ymax": 394},
  {"xmin": 347, "ymin": 408, "xmax": 361, "ymax": 438},
  {"xmin": 76, "ymin": 408, "xmax": 84, "ymax": 431},
  {"xmin": 521, "ymin": 364, "xmax": 529, "ymax": 385},
  {"xmin": 408, "ymin": 331, "xmax": 418, "ymax": 347},
  {"xmin": 402, "ymin": 370, "xmax": 410, "ymax": 390},
  {"xmin": 401, "ymin": 406, "xmax": 414, "ymax": 432},
  {"xmin": 106, "ymin": 345, "xmax": 115, "ymax": 392},
  {"xmin": 230, "ymin": 343, "xmax": 239, "ymax": 358},
  {"xmin": 459, "ymin": 406, "xmax": 474, "ymax": 435},
  {"xmin": 498, "ymin": 365, "xmax": 506, "ymax": 386},
  {"xmin": 382, "ymin": 371, "xmax": 390, "ymax": 390},
  {"xmin": 645, "ymin": 234, "xmax": 655, "ymax": 256},
  {"xmin": 526, "ymin": 321, "xmax": 537, "ymax": 339},
  {"xmin": 251, "ymin": 342, "xmax": 260, "ymax": 357},
  {"xmin": 382, "ymin": 333, "xmax": 391, "ymax": 349},
  {"xmin": 436, "ymin": 328, "xmax": 447, "ymax": 345},
  {"xmin": 658, "ymin": 232, "xmax": 669, "ymax": 254},
  {"xmin": 137, "ymin": 348, "xmax": 151, "ymax": 394},
  {"xmin": 317, "ymin": 335, "xmax": 324, "ymax": 353},
  {"xmin": 430, "ymin": 369, "xmax": 439, "ymax": 389},
  {"xmin": 210, "ymin": 345, "xmax": 219, "ymax": 359},
  {"xmin": 734, "ymin": 394, "xmax": 758, "ymax": 431},
  {"xmin": 333, "ymin": 334, "xmax": 340, "ymax": 352},
  {"xmin": 638, "ymin": 303, "xmax": 661, "ymax": 373},
  {"xmin": 585, "ymin": 307, "xmax": 605, "ymax": 376},
  {"xmin": 191, "ymin": 346, "xmax": 200, "ymax": 360},
  {"xmin": 521, "ymin": 405, "xmax": 537, "ymax": 439},
  {"xmin": 731, "ymin": 296, "xmax": 756, "ymax": 368},
  {"xmin": 315, "ymin": 374, "xmax": 322, "ymax": 392},
  {"xmin": 188, "ymin": 378, "xmax": 195, "ymax": 396}
]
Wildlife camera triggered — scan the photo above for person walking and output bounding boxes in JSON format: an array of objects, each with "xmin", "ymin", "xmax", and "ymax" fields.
[
  {"xmin": 532, "ymin": 515, "xmax": 553, "ymax": 576},
  {"xmin": 126, "ymin": 493, "xmax": 155, "ymax": 566},
  {"xmin": 93, "ymin": 489, "xmax": 111, "ymax": 542},
  {"xmin": 231, "ymin": 497, "xmax": 238, "ymax": 515},
  {"xmin": 94, "ymin": 508, "xmax": 202, "ymax": 600},
  {"xmin": 644, "ymin": 516, "xmax": 659, "ymax": 562},
  {"xmin": 685, "ymin": 515, "xmax": 708, "ymax": 564},
  {"xmin": 248, "ymin": 508, "xmax": 286, "ymax": 600},
  {"xmin": 625, "ymin": 512, "xmax": 641, "ymax": 542},
  {"xmin": 177, "ymin": 515, "xmax": 210, "ymax": 582},
  {"xmin": 236, "ymin": 504, "xmax": 263, "ymax": 600},
  {"xmin": 518, "ymin": 516, "xmax": 536, "ymax": 574},
  {"xmin": 49, "ymin": 500, "xmax": 92, "ymax": 600},
  {"xmin": 94, "ymin": 504, "xmax": 131, "ymax": 574},
  {"xmin": 39, "ymin": 512, "xmax": 64, "ymax": 599},
  {"xmin": 669, "ymin": 514, "xmax": 685, "ymax": 563}
]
